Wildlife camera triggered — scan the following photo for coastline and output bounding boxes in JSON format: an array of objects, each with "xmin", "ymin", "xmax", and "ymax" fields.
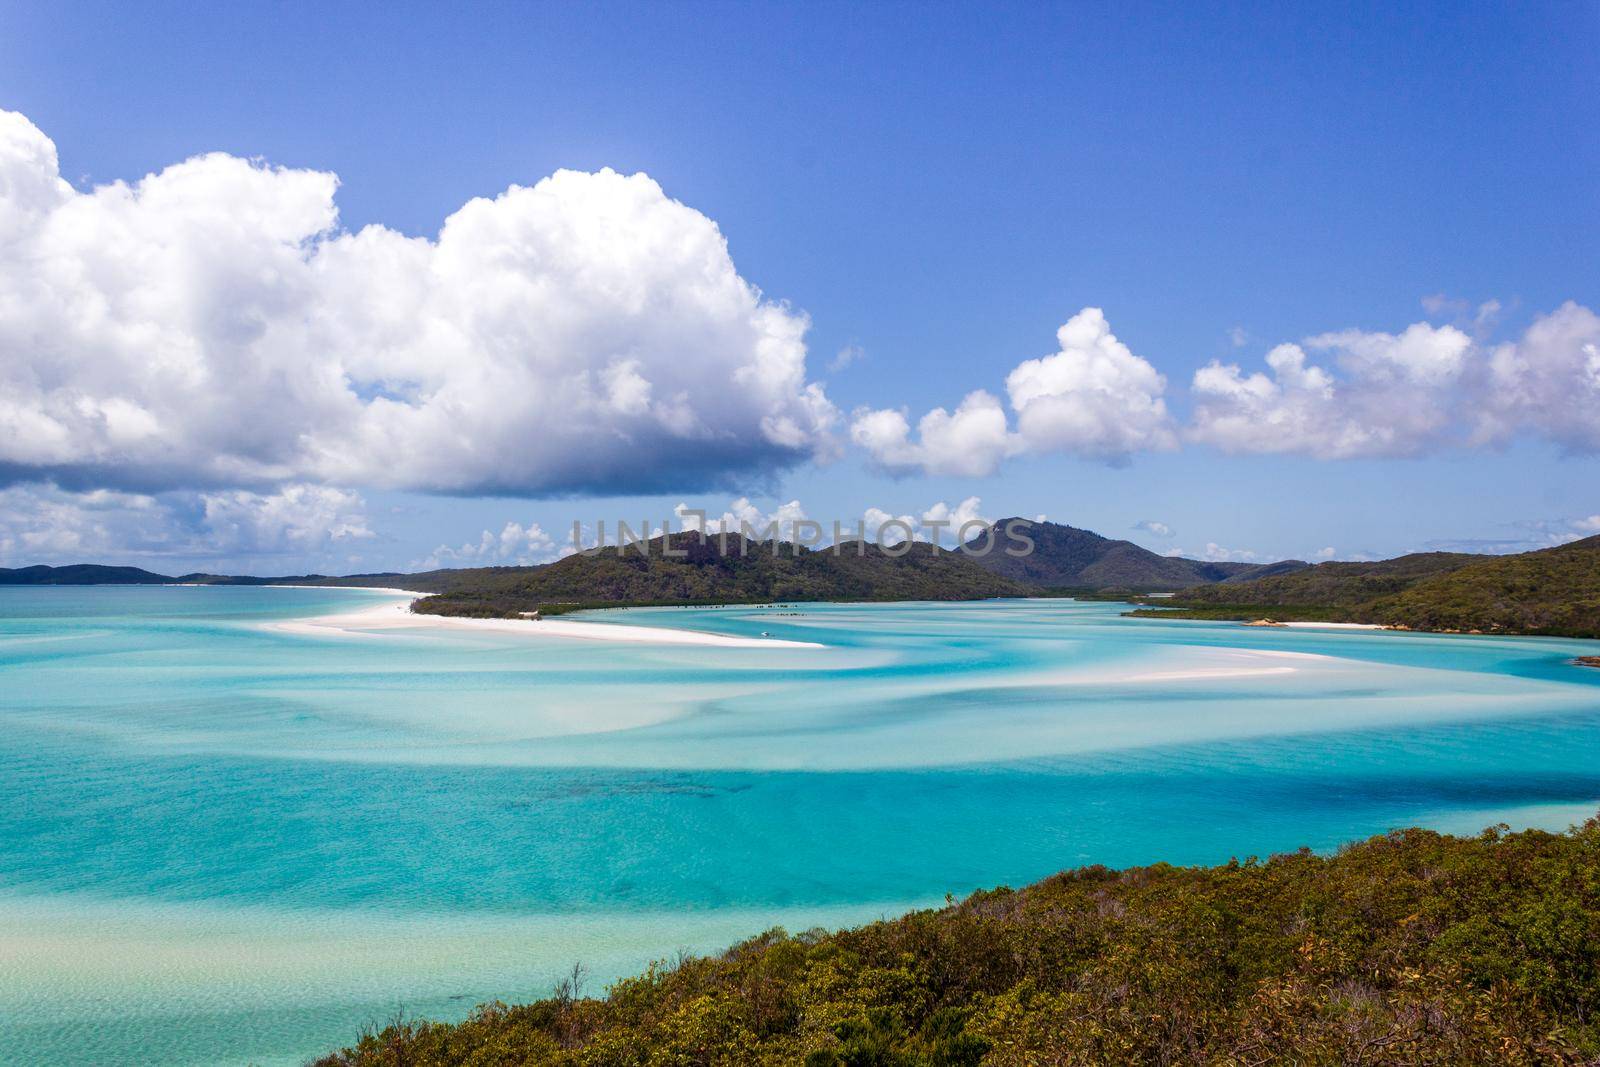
[
  {"xmin": 269, "ymin": 594, "xmax": 827, "ymax": 649},
  {"xmin": 1279, "ymin": 621, "xmax": 1389, "ymax": 630}
]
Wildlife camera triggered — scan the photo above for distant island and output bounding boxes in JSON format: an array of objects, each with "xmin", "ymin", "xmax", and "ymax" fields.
[
  {"xmin": 313, "ymin": 817, "xmax": 1600, "ymax": 1065},
  {"xmin": 0, "ymin": 564, "xmax": 411, "ymax": 587},
  {"xmin": 8, "ymin": 520, "xmax": 1600, "ymax": 639},
  {"xmin": 1128, "ymin": 533, "xmax": 1600, "ymax": 639}
]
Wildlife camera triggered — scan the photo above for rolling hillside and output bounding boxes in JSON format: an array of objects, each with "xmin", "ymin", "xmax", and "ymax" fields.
[
  {"xmin": 0, "ymin": 563, "xmax": 172, "ymax": 585},
  {"xmin": 1141, "ymin": 536, "xmax": 1600, "ymax": 638},
  {"xmin": 1375, "ymin": 534, "xmax": 1600, "ymax": 636},
  {"xmin": 959, "ymin": 519, "xmax": 1306, "ymax": 590},
  {"xmin": 315, "ymin": 818, "xmax": 1600, "ymax": 1066},
  {"xmin": 410, "ymin": 533, "xmax": 1033, "ymax": 616},
  {"xmin": 1171, "ymin": 551, "xmax": 1482, "ymax": 608},
  {"xmin": 12, "ymin": 526, "xmax": 1597, "ymax": 638}
]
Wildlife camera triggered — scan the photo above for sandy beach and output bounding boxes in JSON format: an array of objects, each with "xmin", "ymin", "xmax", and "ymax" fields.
[
  {"xmin": 1279, "ymin": 621, "xmax": 1389, "ymax": 630},
  {"xmin": 269, "ymin": 593, "xmax": 826, "ymax": 649}
]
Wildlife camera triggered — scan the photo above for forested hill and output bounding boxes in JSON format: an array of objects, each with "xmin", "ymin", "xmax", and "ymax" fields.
[
  {"xmin": 410, "ymin": 533, "xmax": 1033, "ymax": 616},
  {"xmin": 1378, "ymin": 534, "xmax": 1600, "ymax": 636},
  {"xmin": 13, "ymin": 528, "xmax": 1600, "ymax": 638},
  {"xmin": 1138, "ymin": 535, "xmax": 1600, "ymax": 638},
  {"xmin": 0, "ymin": 564, "xmax": 172, "ymax": 584},
  {"xmin": 1167, "ymin": 551, "xmax": 1483, "ymax": 608},
  {"xmin": 960, "ymin": 518, "xmax": 1307, "ymax": 590},
  {"xmin": 0, "ymin": 564, "xmax": 420, "ymax": 588},
  {"xmin": 315, "ymin": 817, "xmax": 1600, "ymax": 1066}
]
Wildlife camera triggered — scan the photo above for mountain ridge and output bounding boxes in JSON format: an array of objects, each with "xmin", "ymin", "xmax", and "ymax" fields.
[
  {"xmin": 959, "ymin": 518, "xmax": 1307, "ymax": 590},
  {"xmin": 1139, "ymin": 535, "xmax": 1600, "ymax": 638}
]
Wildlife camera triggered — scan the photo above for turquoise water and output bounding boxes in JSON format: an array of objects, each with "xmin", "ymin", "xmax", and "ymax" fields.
[{"xmin": 3, "ymin": 587, "xmax": 1599, "ymax": 1065}]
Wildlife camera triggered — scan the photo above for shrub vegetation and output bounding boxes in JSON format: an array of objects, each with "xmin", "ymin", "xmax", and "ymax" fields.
[
  {"xmin": 315, "ymin": 817, "xmax": 1600, "ymax": 1066},
  {"xmin": 1135, "ymin": 535, "xmax": 1600, "ymax": 638}
]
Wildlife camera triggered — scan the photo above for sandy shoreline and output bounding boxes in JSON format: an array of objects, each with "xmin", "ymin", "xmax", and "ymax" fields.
[
  {"xmin": 1279, "ymin": 621, "xmax": 1388, "ymax": 630},
  {"xmin": 269, "ymin": 594, "xmax": 826, "ymax": 649}
]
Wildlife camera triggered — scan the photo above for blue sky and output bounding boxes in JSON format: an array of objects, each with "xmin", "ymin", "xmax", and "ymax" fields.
[{"xmin": 0, "ymin": 2, "xmax": 1596, "ymax": 573}]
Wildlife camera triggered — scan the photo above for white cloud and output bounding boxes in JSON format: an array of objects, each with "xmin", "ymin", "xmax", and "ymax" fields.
[
  {"xmin": 674, "ymin": 497, "xmax": 811, "ymax": 542},
  {"xmin": 0, "ymin": 109, "xmax": 837, "ymax": 500},
  {"xmin": 1488, "ymin": 515, "xmax": 1600, "ymax": 552},
  {"xmin": 1421, "ymin": 294, "xmax": 1504, "ymax": 334},
  {"xmin": 921, "ymin": 495, "xmax": 988, "ymax": 535},
  {"xmin": 1408, "ymin": 514, "xmax": 1600, "ymax": 556},
  {"xmin": 1190, "ymin": 306, "xmax": 1600, "ymax": 459},
  {"xmin": 0, "ymin": 486, "xmax": 170, "ymax": 564},
  {"xmin": 850, "ymin": 391, "xmax": 1018, "ymax": 478},
  {"xmin": 200, "ymin": 485, "xmax": 371, "ymax": 554},
  {"xmin": 1227, "ymin": 326, "xmax": 1249, "ymax": 348},
  {"xmin": 851, "ymin": 308, "xmax": 1174, "ymax": 477},
  {"xmin": 1006, "ymin": 308, "xmax": 1178, "ymax": 462},
  {"xmin": 1133, "ymin": 519, "xmax": 1174, "ymax": 538},
  {"xmin": 828, "ymin": 344, "xmax": 864, "ymax": 373},
  {"xmin": 1188, "ymin": 323, "xmax": 1472, "ymax": 458},
  {"xmin": 861, "ymin": 506, "xmax": 919, "ymax": 545},
  {"xmin": 861, "ymin": 497, "xmax": 990, "ymax": 546},
  {"xmin": 661, "ymin": 496, "xmax": 990, "ymax": 549},
  {"xmin": 0, "ymin": 482, "xmax": 370, "ymax": 568},
  {"xmin": 1477, "ymin": 302, "xmax": 1600, "ymax": 453},
  {"xmin": 1199, "ymin": 542, "xmax": 1260, "ymax": 562},
  {"xmin": 415, "ymin": 520, "xmax": 561, "ymax": 570},
  {"xmin": 1313, "ymin": 546, "xmax": 1337, "ymax": 559}
]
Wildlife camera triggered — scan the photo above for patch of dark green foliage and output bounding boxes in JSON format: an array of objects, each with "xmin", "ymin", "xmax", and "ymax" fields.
[
  {"xmin": 409, "ymin": 532, "xmax": 1032, "ymax": 619},
  {"xmin": 314, "ymin": 817, "xmax": 1600, "ymax": 1066},
  {"xmin": 1140, "ymin": 535, "xmax": 1600, "ymax": 639}
]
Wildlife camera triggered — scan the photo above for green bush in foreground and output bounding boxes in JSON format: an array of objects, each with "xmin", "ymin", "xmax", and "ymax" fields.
[{"xmin": 313, "ymin": 817, "xmax": 1600, "ymax": 1065}]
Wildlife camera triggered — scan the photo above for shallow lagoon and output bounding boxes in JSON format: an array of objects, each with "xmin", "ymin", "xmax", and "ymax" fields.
[{"xmin": 3, "ymin": 587, "xmax": 1599, "ymax": 1065}]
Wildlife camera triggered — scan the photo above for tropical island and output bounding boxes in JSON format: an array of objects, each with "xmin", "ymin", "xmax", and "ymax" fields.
[
  {"xmin": 8, "ymin": 519, "xmax": 1600, "ymax": 639},
  {"xmin": 314, "ymin": 817, "xmax": 1600, "ymax": 1065},
  {"xmin": 1124, "ymin": 533, "xmax": 1600, "ymax": 639}
]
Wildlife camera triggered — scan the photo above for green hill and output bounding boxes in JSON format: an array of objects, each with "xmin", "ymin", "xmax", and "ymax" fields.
[
  {"xmin": 1170, "ymin": 551, "xmax": 1482, "ymax": 608},
  {"xmin": 1134, "ymin": 536, "xmax": 1600, "ymax": 638},
  {"xmin": 410, "ymin": 533, "xmax": 1033, "ymax": 617},
  {"xmin": 12, "ymin": 526, "xmax": 1597, "ymax": 638},
  {"xmin": 0, "ymin": 563, "xmax": 173, "ymax": 585},
  {"xmin": 1374, "ymin": 534, "xmax": 1600, "ymax": 637},
  {"xmin": 960, "ymin": 519, "xmax": 1306, "ymax": 591},
  {"xmin": 314, "ymin": 816, "xmax": 1600, "ymax": 1066}
]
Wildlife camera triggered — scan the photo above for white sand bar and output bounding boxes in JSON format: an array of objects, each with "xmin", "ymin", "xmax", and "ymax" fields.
[
  {"xmin": 1279, "ymin": 621, "xmax": 1389, "ymax": 630},
  {"xmin": 270, "ymin": 594, "xmax": 826, "ymax": 648}
]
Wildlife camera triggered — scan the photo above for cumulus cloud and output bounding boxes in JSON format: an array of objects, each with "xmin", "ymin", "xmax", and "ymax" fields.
[
  {"xmin": 650, "ymin": 495, "xmax": 993, "ymax": 549},
  {"xmin": 1006, "ymin": 308, "xmax": 1178, "ymax": 462},
  {"xmin": 1477, "ymin": 302, "xmax": 1600, "ymax": 453},
  {"xmin": 0, "ymin": 109, "xmax": 837, "ymax": 499},
  {"xmin": 1199, "ymin": 542, "xmax": 1261, "ymax": 563},
  {"xmin": 862, "ymin": 496, "xmax": 990, "ymax": 546},
  {"xmin": 1188, "ymin": 323, "xmax": 1473, "ymax": 458},
  {"xmin": 200, "ymin": 485, "xmax": 371, "ymax": 554},
  {"xmin": 851, "ymin": 308, "xmax": 1175, "ymax": 477},
  {"xmin": 674, "ymin": 497, "xmax": 812, "ymax": 542},
  {"xmin": 1189, "ymin": 305, "xmax": 1600, "ymax": 459},
  {"xmin": 0, "ymin": 482, "xmax": 370, "ymax": 568},
  {"xmin": 850, "ymin": 391, "xmax": 1018, "ymax": 478},
  {"xmin": 1133, "ymin": 519, "xmax": 1174, "ymax": 538},
  {"xmin": 415, "ymin": 520, "xmax": 561, "ymax": 570}
]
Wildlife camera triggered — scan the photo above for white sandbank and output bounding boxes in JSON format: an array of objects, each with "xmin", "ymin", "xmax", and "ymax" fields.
[
  {"xmin": 270, "ymin": 594, "xmax": 826, "ymax": 649},
  {"xmin": 1279, "ymin": 621, "xmax": 1389, "ymax": 630}
]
